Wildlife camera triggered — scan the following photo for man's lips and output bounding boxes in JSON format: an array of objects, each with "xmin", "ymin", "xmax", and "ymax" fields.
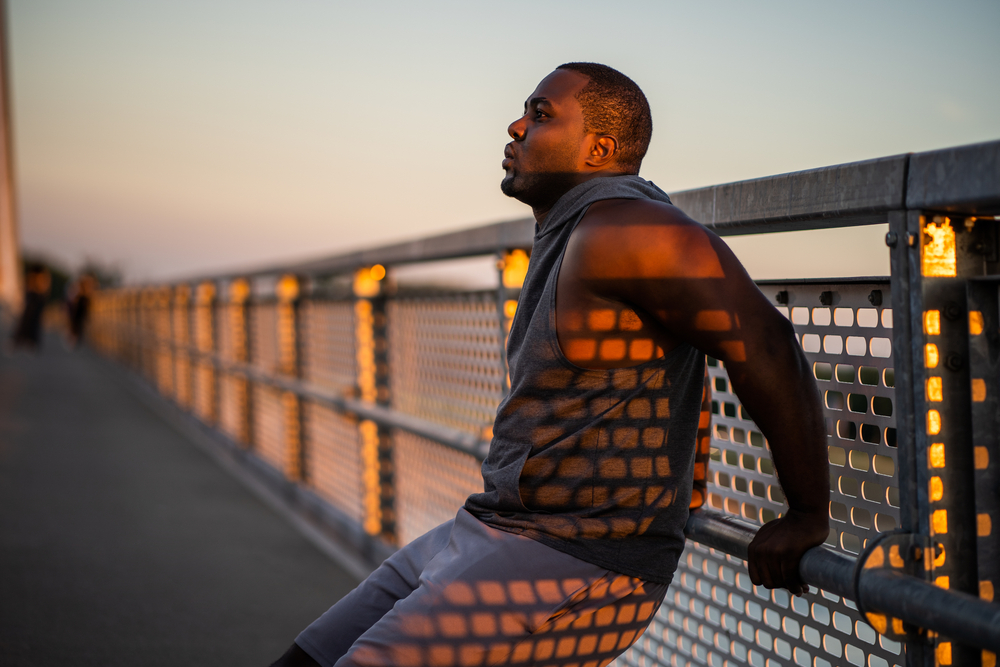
[{"xmin": 502, "ymin": 145, "xmax": 515, "ymax": 170}]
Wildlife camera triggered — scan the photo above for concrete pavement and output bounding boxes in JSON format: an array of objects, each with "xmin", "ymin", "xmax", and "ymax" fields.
[{"xmin": 0, "ymin": 338, "xmax": 360, "ymax": 666}]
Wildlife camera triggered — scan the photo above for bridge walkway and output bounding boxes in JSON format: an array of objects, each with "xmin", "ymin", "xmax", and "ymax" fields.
[{"xmin": 0, "ymin": 337, "xmax": 360, "ymax": 667}]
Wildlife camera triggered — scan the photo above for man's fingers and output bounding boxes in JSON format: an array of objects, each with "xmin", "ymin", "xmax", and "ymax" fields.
[
  {"xmin": 747, "ymin": 519, "xmax": 777, "ymax": 587},
  {"xmin": 747, "ymin": 540, "xmax": 761, "ymax": 586},
  {"xmin": 779, "ymin": 554, "xmax": 800, "ymax": 595}
]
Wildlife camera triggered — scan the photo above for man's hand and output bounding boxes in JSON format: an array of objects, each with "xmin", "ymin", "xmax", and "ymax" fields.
[{"xmin": 747, "ymin": 509, "xmax": 830, "ymax": 595}]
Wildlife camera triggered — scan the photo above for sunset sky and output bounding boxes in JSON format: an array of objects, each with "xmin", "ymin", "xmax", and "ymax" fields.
[{"xmin": 9, "ymin": 0, "xmax": 1000, "ymax": 283}]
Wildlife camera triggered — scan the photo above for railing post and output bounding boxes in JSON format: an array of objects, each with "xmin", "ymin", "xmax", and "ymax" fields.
[
  {"xmin": 890, "ymin": 210, "xmax": 935, "ymax": 667},
  {"xmin": 896, "ymin": 212, "xmax": 998, "ymax": 666},
  {"xmin": 495, "ymin": 249, "xmax": 529, "ymax": 394},
  {"xmin": 230, "ymin": 278, "xmax": 252, "ymax": 448},
  {"xmin": 354, "ymin": 265, "xmax": 394, "ymax": 544},
  {"xmin": 195, "ymin": 281, "xmax": 217, "ymax": 426},
  {"xmin": 172, "ymin": 284, "xmax": 192, "ymax": 408},
  {"xmin": 277, "ymin": 274, "xmax": 306, "ymax": 482}
]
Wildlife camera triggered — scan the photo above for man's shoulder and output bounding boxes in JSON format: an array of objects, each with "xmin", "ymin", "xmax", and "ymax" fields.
[
  {"xmin": 576, "ymin": 197, "xmax": 709, "ymax": 240},
  {"xmin": 570, "ymin": 197, "xmax": 720, "ymax": 266},
  {"xmin": 586, "ymin": 196, "xmax": 688, "ymax": 223}
]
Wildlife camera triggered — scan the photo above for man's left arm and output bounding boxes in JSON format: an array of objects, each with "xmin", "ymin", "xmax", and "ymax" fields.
[{"xmin": 574, "ymin": 202, "xmax": 830, "ymax": 594}]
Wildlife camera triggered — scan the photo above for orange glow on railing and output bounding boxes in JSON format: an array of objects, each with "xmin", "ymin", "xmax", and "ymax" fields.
[
  {"xmin": 921, "ymin": 218, "xmax": 957, "ymax": 278},
  {"xmin": 932, "ymin": 509, "xmax": 948, "ymax": 535},
  {"xmin": 925, "ymin": 343, "xmax": 939, "ymax": 368},
  {"xmin": 924, "ymin": 310, "xmax": 941, "ymax": 336},
  {"xmin": 927, "ymin": 409, "xmax": 942, "ymax": 435},
  {"xmin": 354, "ymin": 266, "xmax": 384, "ymax": 298},
  {"xmin": 929, "ymin": 476, "xmax": 943, "ymax": 502},
  {"xmin": 970, "ymin": 310, "xmax": 984, "ymax": 336},
  {"xmin": 196, "ymin": 281, "xmax": 215, "ymax": 305},
  {"xmin": 972, "ymin": 378, "xmax": 987, "ymax": 402},
  {"xmin": 926, "ymin": 377, "xmax": 943, "ymax": 402},
  {"xmin": 276, "ymin": 274, "xmax": 300, "ymax": 302},
  {"xmin": 979, "ymin": 514, "xmax": 993, "ymax": 538},
  {"xmin": 929, "ymin": 443, "xmax": 946, "ymax": 468},
  {"xmin": 229, "ymin": 278, "xmax": 251, "ymax": 304},
  {"xmin": 936, "ymin": 641, "xmax": 953, "ymax": 665},
  {"xmin": 359, "ymin": 419, "xmax": 382, "ymax": 536},
  {"xmin": 975, "ymin": 446, "xmax": 989, "ymax": 470},
  {"xmin": 355, "ymin": 300, "xmax": 377, "ymax": 402},
  {"xmin": 501, "ymin": 249, "xmax": 529, "ymax": 289},
  {"xmin": 982, "ymin": 580, "xmax": 995, "ymax": 602}
]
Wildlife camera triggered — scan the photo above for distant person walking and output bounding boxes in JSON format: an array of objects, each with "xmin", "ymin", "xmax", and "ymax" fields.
[
  {"xmin": 67, "ymin": 273, "xmax": 97, "ymax": 347},
  {"xmin": 12, "ymin": 263, "xmax": 51, "ymax": 349}
]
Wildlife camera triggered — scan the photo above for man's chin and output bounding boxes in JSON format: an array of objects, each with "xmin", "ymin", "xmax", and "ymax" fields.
[
  {"xmin": 500, "ymin": 174, "xmax": 519, "ymax": 199},
  {"xmin": 500, "ymin": 172, "xmax": 540, "ymax": 204}
]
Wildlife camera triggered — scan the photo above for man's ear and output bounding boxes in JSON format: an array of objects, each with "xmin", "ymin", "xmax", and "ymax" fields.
[{"xmin": 584, "ymin": 135, "xmax": 619, "ymax": 169}]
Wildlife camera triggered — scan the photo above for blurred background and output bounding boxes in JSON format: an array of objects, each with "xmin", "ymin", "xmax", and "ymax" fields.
[
  {"xmin": 2, "ymin": 0, "xmax": 999, "ymax": 293},
  {"xmin": 2, "ymin": 4, "xmax": 998, "ymax": 665}
]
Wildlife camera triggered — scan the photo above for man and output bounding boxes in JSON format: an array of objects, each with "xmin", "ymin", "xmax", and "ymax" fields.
[{"xmin": 272, "ymin": 63, "xmax": 829, "ymax": 667}]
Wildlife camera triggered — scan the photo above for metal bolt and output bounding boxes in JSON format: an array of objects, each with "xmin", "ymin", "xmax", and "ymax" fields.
[
  {"xmin": 944, "ymin": 301, "xmax": 962, "ymax": 321},
  {"xmin": 945, "ymin": 353, "xmax": 964, "ymax": 371},
  {"xmin": 775, "ymin": 290, "xmax": 789, "ymax": 305},
  {"xmin": 885, "ymin": 231, "xmax": 898, "ymax": 248},
  {"xmin": 820, "ymin": 291, "xmax": 834, "ymax": 306},
  {"xmin": 868, "ymin": 290, "xmax": 883, "ymax": 307}
]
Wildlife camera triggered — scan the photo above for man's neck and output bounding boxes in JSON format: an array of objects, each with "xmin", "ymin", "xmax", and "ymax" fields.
[{"xmin": 531, "ymin": 171, "xmax": 630, "ymax": 228}]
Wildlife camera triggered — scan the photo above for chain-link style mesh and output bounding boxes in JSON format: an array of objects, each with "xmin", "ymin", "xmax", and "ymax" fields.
[
  {"xmin": 393, "ymin": 430, "xmax": 484, "ymax": 545},
  {"xmin": 387, "ymin": 293, "xmax": 505, "ymax": 436},
  {"xmin": 251, "ymin": 384, "xmax": 285, "ymax": 471},
  {"xmin": 301, "ymin": 300, "xmax": 356, "ymax": 391},
  {"xmin": 305, "ymin": 401, "xmax": 365, "ymax": 524},
  {"xmin": 251, "ymin": 303, "xmax": 280, "ymax": 374}
]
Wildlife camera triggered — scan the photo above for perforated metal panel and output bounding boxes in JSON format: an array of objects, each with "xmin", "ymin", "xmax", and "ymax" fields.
[
  {"xmin": 394, "ymin": 430, "xmax": 485, "ymax": 545},
  {"xmin": 388, "ymin": 293, "xmax": 505, "ymax": 436},
  {"xmin": 616, "ymin": 282, "xmax": 903, "ymax": 667}
]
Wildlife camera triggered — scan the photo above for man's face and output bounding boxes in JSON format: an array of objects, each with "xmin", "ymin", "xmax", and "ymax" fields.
[{"xmin": 501, "ymin": 69, "xmax": 592, "ymax": 208}]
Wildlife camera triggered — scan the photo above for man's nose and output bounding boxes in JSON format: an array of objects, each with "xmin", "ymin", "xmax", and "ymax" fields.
[{"xmin": 508, "ymin": 116, "xmax": 526, "ymax": 140}]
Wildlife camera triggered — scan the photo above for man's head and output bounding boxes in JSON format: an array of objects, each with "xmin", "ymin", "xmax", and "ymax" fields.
[
  {"xmin": 501, "ymin": 63, "xmax": 652, "ymax": 214},
  {"xmin": 556, "ymin": 62, "xmax": 652, "ymax": 174}
]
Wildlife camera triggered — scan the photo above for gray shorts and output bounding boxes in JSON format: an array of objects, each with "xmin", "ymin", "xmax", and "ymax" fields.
[{"xmin": 297, "ymin": 509, "xmax": 668, "ymax": 667}]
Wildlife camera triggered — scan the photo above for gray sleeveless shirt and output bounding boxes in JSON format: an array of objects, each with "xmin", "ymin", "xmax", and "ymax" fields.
[{"xmin": 465, "ymin": 175, "xmax": 705, "ymax": 584}]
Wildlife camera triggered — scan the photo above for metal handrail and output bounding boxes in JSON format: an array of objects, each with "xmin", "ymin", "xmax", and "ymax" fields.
[
  {"xmin": 146, "ymin": 139, "xmax": 999, "ymax": 285},
  {"xmin": 111, "ymin": 323, "xmax": 1000, "ymax": 651},
  {"xmin": 685, "ymin": 510, "xmax": 1000, "ymax": 652}
]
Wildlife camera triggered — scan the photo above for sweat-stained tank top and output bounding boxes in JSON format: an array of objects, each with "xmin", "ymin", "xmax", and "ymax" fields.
[{"xmin": 464, "ymin": 175, "xmax": 706, "ymax": 584}]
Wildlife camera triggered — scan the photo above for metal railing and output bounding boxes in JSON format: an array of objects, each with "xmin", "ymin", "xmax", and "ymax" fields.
[{"xmin": 89, "ymin": 140, "xmax": 1000, "ymax": 667}]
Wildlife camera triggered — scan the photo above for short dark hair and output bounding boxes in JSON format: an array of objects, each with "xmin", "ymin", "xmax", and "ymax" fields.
[{"xmin": 556, "ymin": 62, "xmax": 652, "ymax": 174}]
